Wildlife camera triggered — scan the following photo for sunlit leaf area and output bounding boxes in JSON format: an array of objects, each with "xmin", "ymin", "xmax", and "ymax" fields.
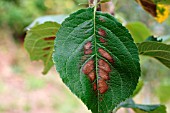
[{"xmin": 0, "ymin": 0, "xmax": 170, "ymax": 113}]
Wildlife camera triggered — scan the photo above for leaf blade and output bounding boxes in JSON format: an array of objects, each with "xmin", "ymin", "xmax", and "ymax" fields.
[
  {"xmin": 24, "ymin": 22, "xmax": 60, "ymax": 74},
  {"xmin": 121, "ymin": 101, "xmax": 166, "ymax": 113},
  {"xmin": 138, "ymin": 41, "xmax": 170, "ymax": 68},
  {"xmin": 126, "ymin": 22, "xmax": 152, "ymax": 43},
  {"xmin": 53, "ymin": 8, "xmax": 140, "ymax": 113}
]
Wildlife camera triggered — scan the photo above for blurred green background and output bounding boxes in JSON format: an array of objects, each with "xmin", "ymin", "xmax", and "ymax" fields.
[{"xmin": 0, "ymin": 0, "xmax": 170, "ymax": 113}]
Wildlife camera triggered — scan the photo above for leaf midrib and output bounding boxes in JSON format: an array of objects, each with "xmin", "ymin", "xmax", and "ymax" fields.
[{"xmin": 93, "ymin": 5, "xmax": 100, "ymax": 112}]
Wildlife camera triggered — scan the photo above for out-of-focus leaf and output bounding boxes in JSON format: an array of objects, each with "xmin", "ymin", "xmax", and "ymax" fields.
[
  {"xmin": 145, "ymin": 36, "xmax": 162, "ymax": 42},
  {"xmin": 138, "ymin": 41, "xmax": 170, "ymax": 68},
  {"xmin": 153, "ymin": 0, "xmax": 170, "ymax": 5},
  {"xmin": 123, "ymin": 104, "xmax": 166, "ymax": 113},
  {"xmin": 132, "ymin": 80, "xmax": 144, "ymax": 97},
  {"xmin": 24, "ymin": 22, "xmax": 60, "ymax": 74},
  {"xmin": 156, "ymin": 79, "xmax": 170, "ymax": 103},
  {"xmin": 135, "ymin": 0, "xmax": 157, "ymax": 17},
  {"xmin": 135, "ymin": 0, "xmax": 170, "ymax": 23},
  {"xmin": 100, "ymin": 0, "xmax": 111, "ymax": 3},
  {"xmin": 162, "ymin": 35, "xmax": 170, "ymax": 44},
  {"xmin": 26, "ymin": 15, "xmax": 68, "ymax": 30},
  {"xmin": 155, "ymin": 4, "xmax": 170, "ymax": 23},
  {"xmin": 126, "ymin": 22, "xmax": 152, "ymax": 42},
  {"xmin": 120, "ymin": 99, "xmax": 166, "ymax": 113}
]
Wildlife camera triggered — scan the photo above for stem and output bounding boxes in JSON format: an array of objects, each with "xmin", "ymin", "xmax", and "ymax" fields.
[
  {"xmin": 97, "ymin": 0, "xmax": 101, "ymax": 11},
  {"xmin": 88, "ymin": 0, "xmax": 101, "ymax": 11}
]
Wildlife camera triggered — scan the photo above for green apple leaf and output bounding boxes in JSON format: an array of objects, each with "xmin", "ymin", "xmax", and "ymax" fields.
[
  {"xmin": 53, "ymin": 7, "xmax": 140, "ymax": 113},
  {"xmin": 126, "ymin": 22, "xmax": 152, "ymax": 43},
  {"xmin": 24, "ymin": 22, "xmax": 60, "ymax": 74},
  {"xmin": 138, "ymin": 41, "xmax": 170, "ymax": 69},
  {"xmin": 121, "ymin": 99, "xmax": 166, "ymax": 113}
]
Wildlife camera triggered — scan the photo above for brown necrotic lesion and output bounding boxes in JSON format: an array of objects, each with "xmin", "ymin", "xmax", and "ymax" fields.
[
  {"xmin": 84, "ymin": 41, "xmax": 93, "ymax": 55},
  {"xmin": 98, "ymin": 28, "xmax": 106, "ymax": 37},
  {"xmin": 98, "ymin": 48, "xmax": 114, "ymax": 63},
  {"xmin": 98, "ymin": 78, "xmax": 108, "ymax": 94},
  {"xmin": 82, "ymin": 60, "xmax": 94, "ymax": 75},
  {"xmin": 99, "ymin": 17, "xmax": 105, "ymax": 22},
  {"xmin": 99, "ymin": 37, "xmax": 106, "ymax": 43},
  {"xmin": 97, "ymin": 59, "xmax": 111, "ymax": 94},
  {"xmin": 82, "ymin": 58, "xmax": 112, "ymax": 94},
  {"xmin": 82, "ymin": 39, "xmax": 114, "ymax": 94},
  {"xmin": 44, "ymin": 36, "xmax": 55, "ymax": 41}
]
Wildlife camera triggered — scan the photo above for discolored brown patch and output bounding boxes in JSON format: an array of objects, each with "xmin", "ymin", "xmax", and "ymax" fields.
[
  {"xmin": 98, "ymin": 48, "xmax": 114, "ymax": 63},
  {"xmin": 99, "ymin": 17, "xmax": 105, "ymax": 22},
  {"xmin": 98, "ymin": 28, "xmax": 106, "ymax": 37},
  {"xmin": 84, "ymin": 42, "xmax": 92, "ymax": 55},
  {"xmin": 98, "ymin": 79, "xmax": 108, "ymax": 94},
  {"xmin": 84, "ymin": 42, "xmax": 92, "ymax": 50},
  {"xmin": 136, "ymin": 0, "xmax": 157, "ymax": 17},
  {"xmin": 88, "ymin": 71, "xmax": 96, "ymax": 82},
  {"xmin": 82, "ymin": 60, "xmax": 94, "ymax": 75},
  {"xmin": 99, "ymin": 38, "xmax": 106, "ymax": 43},
  {"xmin": 44, "ymin": 36, "xmax": 55, "ymax": 41},
  {"xmin": 84, "ymin": 49, "xmax": 93, "ymax": 55},
  {"xmin": 43, "ymin": 54, "xmax": 48, "ymax": 57},
  {"xmin": 93, "ymin": 83, "xmax": 97, "ymax": 91},
  {"xmin": 43, "ymin": 47, "xmax": 51, "ymax": 51},
  {"xmin": 98, "ymin": 69, "xmax": 110, "ymax": 80},
  {"xmin": 98, "ymin": 59, "xmax": 111, "ymax": 73}
]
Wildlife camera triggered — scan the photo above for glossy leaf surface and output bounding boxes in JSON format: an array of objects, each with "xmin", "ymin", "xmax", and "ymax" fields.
[
  {"xmin": 138, "ymin": 41, "xmax": 170, "ymax": 69},
  {"xmin": 53, "ymin": 7, "xmax": 140, "ymax": 113}
]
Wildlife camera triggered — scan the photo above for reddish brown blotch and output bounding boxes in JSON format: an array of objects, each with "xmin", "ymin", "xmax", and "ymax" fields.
[
  {"xmin": 82, "ymin": 60, "xmax": 94, "ymax": 75},
  {"xmin": 99, "ymin": 17, "xmax": 105, "ymax": 22},
  {"xmin": 44, "ymin": 36, "xmax": 55, "ymax": 41},
  {"xmin": 98, "ymin": 28, "xmax": 106, "ymax": 37},
  {"xmin": 99, "ymin": 37, "xmax": 106, "ymax": 43},
  {"xmin": 82, "ymin": 41, "xmax": 114, "ymax": 94},
  {"xmin": 84, "ymin": 42, "xmax": 91, "ymax": 49},
  {"xmin": 93, "ymin": 83, "xmax": 97, "ymax": 91},
  {"xmin": 84, "ymin": 49, "xmax": 93, "ymax": 55},
  {"xmin": 84, "ymin": 41, "xmax": 93, "ymax": 55},
  {"xmin": 98, "ymin": 78, "xmax": 108, "ymax": 94},
  {"xmin": 43, "ymin": 47, "xmax": 51, "ymax": 51},
  {"xmin": 43, "ymin": 54, "xmax": 48, "ymax": 57},
  {"xmin": 98, "ymin": 48, "xmax": 114, "ymax": 63},
  {"xmin": 98, "ymin": 59, "xmax": 111, "ymax": 73},
  {"xmin": 88, "ymin": 71, "xmax": 96, "ymax": 82},
  {"xmin": 98, "ymin": 69, "xmax": 110, "ymax": 80}
]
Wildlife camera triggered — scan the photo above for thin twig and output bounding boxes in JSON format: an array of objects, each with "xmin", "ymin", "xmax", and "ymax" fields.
[{"xmin": 88, "ymin": 0, "xmax": 101, "ymax": 11}]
